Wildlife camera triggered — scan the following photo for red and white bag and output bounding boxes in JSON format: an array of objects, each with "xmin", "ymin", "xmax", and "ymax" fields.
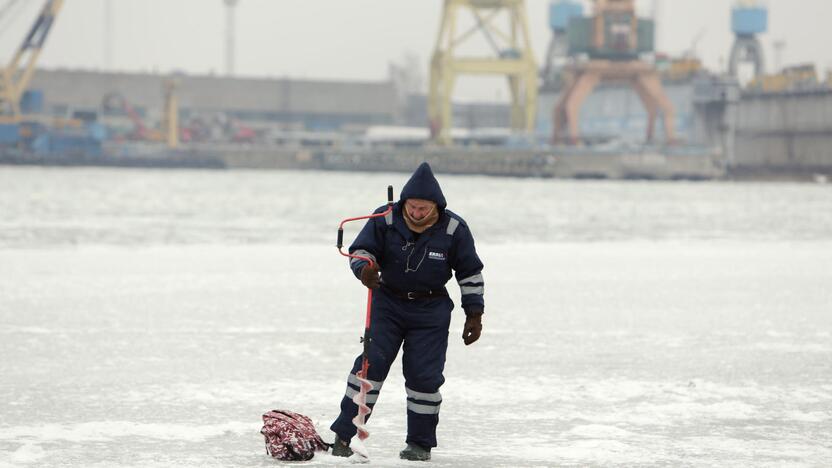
[{"xmin": 260, "ymin": 410, "xmax": 330, "ymax": 461}]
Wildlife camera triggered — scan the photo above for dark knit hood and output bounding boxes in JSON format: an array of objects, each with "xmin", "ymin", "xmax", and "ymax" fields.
[{"xmin": 399, "ymin": 162, "xmax": 446, "ymax": 210}]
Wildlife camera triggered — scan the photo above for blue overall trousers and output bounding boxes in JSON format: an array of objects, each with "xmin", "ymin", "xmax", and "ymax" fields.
[{"xmin": 330, "ymin": 287, "xmax": 453, "ymax": 448}]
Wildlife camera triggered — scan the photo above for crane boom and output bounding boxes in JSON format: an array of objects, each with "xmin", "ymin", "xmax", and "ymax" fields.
[{"xmin": 0, "ymin": 0, "xmax": 64, "ymax": 121}]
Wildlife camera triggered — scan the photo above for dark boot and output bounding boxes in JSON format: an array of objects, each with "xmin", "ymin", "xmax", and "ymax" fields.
[
  {"xmin": 331, "ymin": 436, "xmax": 353, "ymax": 457},
  {"xmin": 399, "ymin": 443, "xmax": 431, "ymax": 461}
]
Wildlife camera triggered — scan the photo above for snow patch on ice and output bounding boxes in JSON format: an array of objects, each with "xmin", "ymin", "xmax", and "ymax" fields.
[
  {"xmin": 220, "ymin": 326, "xmax": 346, "ymax": 335},
  {"xmin": 747, "ymin": 341, "xmax": 832, "ymax": 353},
  {"xmin": 545, "ymin": 439, "xmax": 657, "ymax": 465},
  {"xmin": 566, "ymin": 424, "xmax": 637, "ymax": 439},
  {"xmin": 7, "ymin": 443, "xmax": 46, "ymax": 464},
  {"xmin": 633, "ymin": 400, "xmax": 760, "ymax": 420},
  {"xmin": 0, "ymin": 326, "xmax": 52, "ymax": 334},
  {"xmin": 783, "ymin": 410, "xmax": 830, "ymax": 423},
  {"xmin": 347, "ymin": 438, "xmax": 370, "ymax": 462},
  {"xmin": 119, "ymin": 379, "xmax": 342, "ymax": 407},
  {"xmin": 0, "ymin": 421, "xmax": 252, "ymax": 443}
]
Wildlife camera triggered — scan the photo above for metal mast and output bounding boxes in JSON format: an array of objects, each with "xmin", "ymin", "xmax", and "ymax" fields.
[
  {"xmin": 104, "ymin": 0, "xmax": 114, "ymax": 69},
  {"xmin": 224, "ymin": 0, "xmax": 239, "ymax": 76}
]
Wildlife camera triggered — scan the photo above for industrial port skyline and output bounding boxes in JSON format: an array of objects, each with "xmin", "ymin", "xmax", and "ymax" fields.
[{"xmin": 1, "ymin": 0, "xmax": 830, "ymax": 102}]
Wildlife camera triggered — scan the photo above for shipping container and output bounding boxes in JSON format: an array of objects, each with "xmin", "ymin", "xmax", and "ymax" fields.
[
  {"xmin": 567, "ymin": 16, "xmax": 654, "ymax": 59},
  {"xmin": 0, "ymin": 124, "xmax": 21, "ymax": 145},
  {"xmin": 20, "ymin": 90, "xmax": 45, "ymax": 114}
]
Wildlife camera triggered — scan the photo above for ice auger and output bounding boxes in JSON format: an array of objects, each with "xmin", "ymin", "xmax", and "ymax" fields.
[{"xmin": 335, "ymin": 185, "xmax": 394, "ymax": 460}]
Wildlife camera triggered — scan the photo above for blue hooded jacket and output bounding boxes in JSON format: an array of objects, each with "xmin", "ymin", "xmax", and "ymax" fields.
[
  {"xmin": 348, "ymin": 162, "xmax": 485, "ymax": 313},
  {"xmin": 399, "ymin": 162, "xmax": 447, "ymax": 210}
]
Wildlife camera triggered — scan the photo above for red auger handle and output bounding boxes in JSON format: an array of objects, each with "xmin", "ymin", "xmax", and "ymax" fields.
[{"xmin": 337, "ymin": 185, "xmax": 395, "ymax": 254}]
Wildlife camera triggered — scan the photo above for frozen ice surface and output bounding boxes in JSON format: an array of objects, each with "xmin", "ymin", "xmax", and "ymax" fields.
[{"xmin": 1, "ymin": 167, "xmax": 831, "ymax": 467}]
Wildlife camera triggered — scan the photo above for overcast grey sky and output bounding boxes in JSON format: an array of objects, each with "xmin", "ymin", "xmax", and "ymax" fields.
[{"xmin": 2, "ymin": 0, "xmax": 831, "ymax": 101}]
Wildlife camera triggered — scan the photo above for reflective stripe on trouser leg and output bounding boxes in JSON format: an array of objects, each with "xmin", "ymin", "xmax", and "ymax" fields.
[
  {"xmin": 345, "ymin": 375, "xmax": 384, "ymax": 404},
  {"xmin": 406, "ymin": 386, "xmax": 442, "ymax": 415},
  {"xmin": 330, "ymin": 372, "xmax": 385, "ymax": 440},
  {"xmin": 404, "ymin": 384, "xmax": 444, "ymax": 448},
  {"xmin": 331, "ymin": 364, "xmax": 394, "ymax": 441},
  {"xmin": 401, "ymin": 297, "xmax": 452, "ymax": 449}
]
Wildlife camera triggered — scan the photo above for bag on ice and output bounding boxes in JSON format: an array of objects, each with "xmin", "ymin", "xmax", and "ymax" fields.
[{"xmin": 260, "ymin": 410, "xmax": 330, "ymax": 461}]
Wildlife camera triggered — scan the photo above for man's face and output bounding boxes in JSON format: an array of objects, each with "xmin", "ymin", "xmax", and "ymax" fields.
[{"xmin": 405, "ymin": 198, "xmax": 435, "ymax": 221}]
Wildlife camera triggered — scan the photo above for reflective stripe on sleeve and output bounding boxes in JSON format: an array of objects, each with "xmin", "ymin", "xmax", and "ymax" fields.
[
  {"xmin": 446, "ymin": 218, "xmax": 460, "ymax": 236},
  {"xmin": 350, "ymin": 250, "xmax": 376, "ymax": 266},
  {"xmin": 461, "ymin": 285, "xmax": 484, "ymax": 295},
  {"xmin": 458, "ymin": 273, "xmax": 483, "ymax": 285}
]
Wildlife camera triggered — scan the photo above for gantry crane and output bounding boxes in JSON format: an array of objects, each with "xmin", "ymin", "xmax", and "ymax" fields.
[
  {"xmin": 428, "ymin": 0, "xmax": 538, "ymax": 146},
  {"xmin": 552, "ymin": 0, "xmax": 675, "ymax": 145},
  {"xmin": 0, "ymin": 0, "xmax": 64, "ymax": 123}
]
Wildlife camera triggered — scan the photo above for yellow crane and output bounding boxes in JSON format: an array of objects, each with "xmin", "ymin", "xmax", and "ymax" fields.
[
  {"xmin": 1, "ymin": 0, "xmax": 181, "ymax": 148},
  {"xmin": 161, "ymin": 76, "xmax": 180, "ymax": 148},
  {"xmin": 428, "ymin": 0, "xmax": 539, "ymax": 146},
  {"xmin": 0, "ymin": 0, "xmax": 64, "ymax": 123}
]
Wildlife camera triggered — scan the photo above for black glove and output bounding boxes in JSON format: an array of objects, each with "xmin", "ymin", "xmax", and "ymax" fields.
[
  {"xmin": 462, "ymin": 309, "xmax": 483, "ymax": 345},
  {"xmin": 360, "ymin": 263, "xmax": 380, "ymax": 289}
]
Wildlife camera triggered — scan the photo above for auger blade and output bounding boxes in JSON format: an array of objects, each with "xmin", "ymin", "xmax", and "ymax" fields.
[{"xmin": 349, "ymin": 370, "xmax": 373, "ymax": 460}]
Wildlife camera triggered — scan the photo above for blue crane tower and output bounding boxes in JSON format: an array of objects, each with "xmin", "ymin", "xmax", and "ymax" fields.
[
  {"xmin": 728, "ymin": 0, "xmax": 767, "ymax": 78},
  {"xmin": 541, "ymin": 0, "xmax": 584, "ymax": 92}
]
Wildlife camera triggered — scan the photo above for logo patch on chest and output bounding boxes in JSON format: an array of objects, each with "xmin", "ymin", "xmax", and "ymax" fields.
[{"xmin": 427, "ymin": 249, "xmax": 446, "ymax": 261}]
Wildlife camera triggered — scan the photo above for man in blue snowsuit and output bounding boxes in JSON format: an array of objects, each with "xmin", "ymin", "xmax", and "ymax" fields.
[{"xmin": 331, "ymin": 162, "xmax": 485, "ymax": 461}]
